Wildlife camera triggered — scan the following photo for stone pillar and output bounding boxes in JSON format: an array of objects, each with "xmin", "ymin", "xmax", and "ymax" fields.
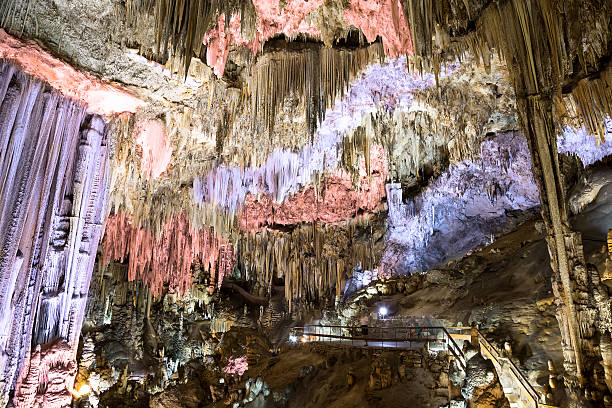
[
  {"xmin": 605, "ymin": 230, "xmax": 612, "ymax": 282},
  {"xmin": 470, "ymin": 323, "xmax": 479, "ymax": 349},
  {"xmin": 517, "ymin": 96, "xmax": 585, "ymax": 384}
]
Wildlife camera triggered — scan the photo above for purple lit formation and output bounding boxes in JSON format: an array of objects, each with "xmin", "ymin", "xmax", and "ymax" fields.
[{"xmin": 0, "ymin": 62, "xmax": 110, "ymax": 407}]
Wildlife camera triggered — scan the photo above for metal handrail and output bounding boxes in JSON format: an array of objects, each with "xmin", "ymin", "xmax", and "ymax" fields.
[
  {"xmin": 290, "ymin": 325, "xmax": 466, "ymax": 370},
  {"xmin": 442, "ymin": 327, "xmax": 467, "ymax": 370},
  {"xmin": 290, "ymin": 324, "xmax": 558, "ymax": 408},
  {"xmin": 475, "ymin": 328, "xmax": 541, "ymax": 407},
  {"xmin": 293, "ymin": 326, "xmax": 446, "ymax": 333},
  {"xmin": 446, "ymin": 326, "xmax": 556, "ymax": 408}
]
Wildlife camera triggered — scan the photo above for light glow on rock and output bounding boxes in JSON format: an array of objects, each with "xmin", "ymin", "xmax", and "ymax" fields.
[
  {"xmin": 204, "ymin": 0, "xmax": 324, "ymax": 77},
  {"xmin": 135, "ymin": 119, "xmax": 173, "ymax": 178},
  {"xmin": 194, "ymin": 57, "xmax": 437, "ymax": 215},
  {"xmin": 203, "ymin": 0, "xmax": 415, "ymax": 76},
  {"xmin": 0, "ymin": 29, "xmax": 143, "ymax": 115},
  {"xmin": 224, "ymin": 355, "xmax": 249, "ymax": 376},
  {"xmin": 239, "ymin": 145, "xmax": 388, "ymax": 230},
  {"xmin": 343, "ymin": 0, "xmax": 414, "ymax": 57},
  {"xmin": 382, "ymin": 132, "xmax": 541, "ymax": 275},
  {"xmin": 558, "ymin": 119, "xmax": 612, "ymax": 166},
  {"xmin": 101, "ymin": 212, "xmax": 233, "ymax": 296}
]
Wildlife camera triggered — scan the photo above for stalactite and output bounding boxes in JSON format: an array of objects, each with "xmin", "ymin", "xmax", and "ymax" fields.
[
  {"xmin": 194, "ymin": 56, "xmax": 434, "ymax": 219},
  {"xmin": 399, "ymin": 0, "xmax": 611, "ymax": 142},
  {"xmin": 382, "ymin": 132, "xmax": 540, "ymax": 275},
  {"xmin": 235, "ymin": 216, "xmax": 382, "ymax": 310},
  {"xmin": 0, "ymin": 62, "xmax": 110, "ymax": 407},
  {"xmin": 240, "ymin": 145, "xmax": 387, "ymax": 230},
  {"xmin": 557, "ymin": 119, "xmax": 612, "ymax": 166},
  {"xmin": 248, "ymin": 42, "xmax": 383, "ymax": 137},
  {"xmin": 567, "ymin": 65, "xmax": 612, "ymax": 143},
  {"xmin": 343, "ymin": 0, "xmax": 414, "ymax": 57},
  {"xmin": 101, "ymin": 211, "xmax": 233, "ymax": 297},
  {"xmin": 337, "ymin": 58, "xmax": 510, "ymax": 186},
  {"xmin": 210, "ymin": 244, "xmax": 235, "ymax": 295},
  {"xmin": 150, "ymin": 0, "xmax": 258, "ymax": 78},
  {"xmin": 341, "ymin": 124, "xmax": 370, "ymax": 186}
]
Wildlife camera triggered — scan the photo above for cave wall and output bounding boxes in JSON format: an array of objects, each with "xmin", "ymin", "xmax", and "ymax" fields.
[
  {"xmin": 0, "ymin": 61, "xmax": 110, "ymax": 407},
  {"xmin": 383, "ymin": 131, "xmax": 541, "ymax": 274}
]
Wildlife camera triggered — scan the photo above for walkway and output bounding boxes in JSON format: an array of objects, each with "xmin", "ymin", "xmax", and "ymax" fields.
[
  {"xmin": 291, "ymin": 324, "xmax": 466, "ymax": 370},
  {"xmin": 289, "ymin": 324, "xmax": 558, "ymax": 408}
]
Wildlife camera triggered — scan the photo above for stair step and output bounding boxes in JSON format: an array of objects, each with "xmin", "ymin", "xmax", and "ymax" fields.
[{"xmin": 506, "ymin": 394, "xmax": 520, "ymax": 403}]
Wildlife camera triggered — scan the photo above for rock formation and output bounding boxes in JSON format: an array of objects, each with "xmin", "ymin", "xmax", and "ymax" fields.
[{"xmin": 0, "ymin": 61, "xmax": 111, "ymax": 406}]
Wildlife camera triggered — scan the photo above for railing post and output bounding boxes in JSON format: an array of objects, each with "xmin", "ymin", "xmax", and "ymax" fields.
[{"xmin": 395, "ymin": 327, "xmax": 397, "ymax": 349}]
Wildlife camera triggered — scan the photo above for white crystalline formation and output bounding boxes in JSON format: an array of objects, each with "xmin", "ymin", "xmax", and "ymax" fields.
[{"xmin": 0, "ymin": 62, "xmax": 110, "ymax": 407}]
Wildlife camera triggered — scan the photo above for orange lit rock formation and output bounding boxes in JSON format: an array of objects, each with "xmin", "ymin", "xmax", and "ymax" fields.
[
  {"xmin": 0, "ymin": 30, "xmax": 143, "ymax": 115},
  {"xmin": 240, "ymin": 145, "xmax": 388, "ymax": 231},
  {"xmin": 101, "ymin": 212, "xmax": 233, "ymax": 296}
]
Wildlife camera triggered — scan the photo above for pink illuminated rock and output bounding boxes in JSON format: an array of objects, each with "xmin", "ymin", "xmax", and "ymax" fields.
[
  {"xmin": 194, "ymin": 58, "xmax": 435, "ymax": 214},
  {"xmin": 135, "ymin": 119, "xmax": 173, "ymax": 178},
  {"xmin": 0, "ymin": 29, "xmax": 143, "ymax": 115},
  {"xmin": 343, "ymin": 0, "xmax": 413, "ymax": 57},
  {"xmin": 204, "ymin": 14, "xmax": 231, "ymax": 78},
  {"xmin": 13, "ymin": 342, "xmax": 77, "ymax": 408},
  {"xmin": 214, "ymin": 245, "xmax": 235, "ymax": 295},
  {"xmin": 252, "ymin": 0, "xmax": 323, "ymax": 41},
  {"xmin": 224, "ymin": 355, "xmax": 248, "ymax": 376},
  {"xmin": 204, "ymin": 0, "xmax": 324, "ymax": 77},
  {"xmin": 101, "ymin": 212, "xmax": 233, "ymax": 296},
  {"xmin": 240, "ymin": 146, "xmax": 387, "ymax": 230},
  {"xmin": 204, "ymin": 0, "xmax": 416, "ymax": 76}
]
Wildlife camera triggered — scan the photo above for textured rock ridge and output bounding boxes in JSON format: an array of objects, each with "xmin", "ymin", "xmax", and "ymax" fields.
[
  {"xmin": 0, "ymin": 29, "xmax": 143, "ymax": 115},
  {"xmin": 383, "ymin": 131, "xmax": 540, "ymax": 274},
  {"xmin": 13, "ymin": 342, "xmax": 77, "ymax": 408}
]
